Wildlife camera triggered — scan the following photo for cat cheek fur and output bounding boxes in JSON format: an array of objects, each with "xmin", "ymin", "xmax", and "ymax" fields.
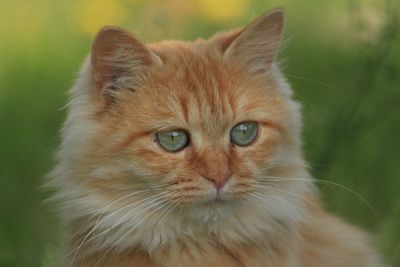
[{"xmin": 50, "ymin": 9, "xmax": 385, "ymax": 267}]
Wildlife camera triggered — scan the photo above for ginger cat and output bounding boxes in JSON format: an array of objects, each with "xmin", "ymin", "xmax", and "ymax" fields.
[{"xmin": 50, "ymin": 9, "xmax": 385, "ymax": 267}]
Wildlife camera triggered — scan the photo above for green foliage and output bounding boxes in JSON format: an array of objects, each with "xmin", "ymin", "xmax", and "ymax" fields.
[{"xmin": 0, "ymin": 0, "xmax": 398, "ymax": 266}]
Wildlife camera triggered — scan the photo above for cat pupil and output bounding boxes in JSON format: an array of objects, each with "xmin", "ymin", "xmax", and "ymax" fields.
[
  {"xmin": 170, "ymin": 131, "xmax": 180, "ymax": 143},
  {"xmin": 239, "ymin": 124, "xmax": 247, "ymax": 136}
]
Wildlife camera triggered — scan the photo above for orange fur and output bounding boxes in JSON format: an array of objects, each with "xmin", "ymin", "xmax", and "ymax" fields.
[{"xmin": 50, "ymin": 9, "xmax": 385, "ymax": 267}]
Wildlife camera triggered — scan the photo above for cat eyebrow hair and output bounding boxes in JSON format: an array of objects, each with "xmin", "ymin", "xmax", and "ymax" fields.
[
  {"xmin": 259, "ymin": 120, "xmax": 284, "ymax": 133},
  {"xmin": 178, "ymin": 96, "xmax": 190, "ymax": 123}
]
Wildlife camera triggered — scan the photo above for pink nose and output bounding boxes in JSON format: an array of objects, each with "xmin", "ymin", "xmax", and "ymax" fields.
[
  {"xmin": 203, "ymin": 174, "xmax": 231, "ymax": 191},
  {"xmin": 197, "ymin": 149, "xmax": 232, "ymax": 191}
]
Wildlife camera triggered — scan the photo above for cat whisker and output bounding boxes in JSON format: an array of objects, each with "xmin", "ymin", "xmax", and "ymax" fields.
[
  {"xmin": 73, "ymin": 186, "xmax": 186, "ymax": 258},
  {"xmin": 247, "ymin": 189, "xmax": 300, "ymax": 213},
  {"xmin": 84, "ymin": 192, "xmax": 168, "ymax": 242},
  {"xmin": 60, "ymin": 189, "xmax": 158, "ymax": 265},
  {"xmin": 68, "ymin": 184, "xmax": 169, "ymax": 245},
  {"xmin": 256, "ymin": 175, "xmax": 377, "ymax": 216},
  {"xmin": 67, "ymin": 191, "xmax": 169, "ymax": 267},
  {"xmin": 92, "ymin": 198, "xmax": 172, "ymax": 266},
  {"xmin": 78, "ymin": 186, "xmax": 167, "ymax": 237},
  {"xmin": 285, "ymin": 74, "xmax": 338, "ymax": 91},
  {"xmin": 250, "ymin": 183, "xmax": 322, "ymax": 212},
  {"xmin": 245, "ymin": 192, "xmax": 291, "ymax": 241},
  {"xmin": 95, "ymin": 197, "xmax": 185, "ymax": 266},
  {"xmin": 118, "ymin": 199, "xmax": 173, "ymax": 245},
  {"xmin": 155, "ymin": 197, "xmax": 185, "ymax": 231}
]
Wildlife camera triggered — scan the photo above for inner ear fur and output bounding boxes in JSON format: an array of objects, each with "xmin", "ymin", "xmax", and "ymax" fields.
[
  {"xmin": 91, "ymin": 26, "xmax": 154, "ymax": 94},
  {"xmin": 214, "ymin": 9, "xmax": 285, "ymax": 72}
]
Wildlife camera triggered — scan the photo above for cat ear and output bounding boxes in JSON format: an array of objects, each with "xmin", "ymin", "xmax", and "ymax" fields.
[
  {"xmin": 91, "ymin": 26, "xmax": 156, "ymax": 93},
  {"xmin": 224, "ymin": 9, "xmax": 284, "ymax": 72}
]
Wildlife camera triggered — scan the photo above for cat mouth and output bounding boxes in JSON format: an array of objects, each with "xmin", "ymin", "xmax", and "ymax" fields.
[
  {"xmin": 199, "ymin": 190, "xmax": 234, "ymax": 206},
  {"xmin": 205, "ymin": 193, "xmax": 225, "ymax": 204}
]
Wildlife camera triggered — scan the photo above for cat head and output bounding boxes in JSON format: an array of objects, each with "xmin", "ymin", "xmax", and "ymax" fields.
[{"xmin": 53, "ymin": 9, "xmax": 312, "ymax": 252}]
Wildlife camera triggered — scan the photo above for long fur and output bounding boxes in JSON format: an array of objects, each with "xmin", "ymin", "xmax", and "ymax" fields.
[{"xmin": 49, "ymin": 10, "xmax": 385, "ymax": 267}]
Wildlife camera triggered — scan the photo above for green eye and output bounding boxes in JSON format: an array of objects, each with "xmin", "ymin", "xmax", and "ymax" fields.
[
  {"xmin": 156, "ymin": 129, "xmax": 189, "ymax": 152},
  {"xmin": 230, "ymin": 121, "xmax": 258, "ymax": 146}
]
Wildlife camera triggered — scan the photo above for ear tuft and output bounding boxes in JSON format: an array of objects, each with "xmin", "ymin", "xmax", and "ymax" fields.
[
  {"xmin": 91, "ymin": 26, "xmax": 153, "ymax": 93},
  {"xmin": 224, "ymin": 9, "xmax": 285, "ymax": 72}
]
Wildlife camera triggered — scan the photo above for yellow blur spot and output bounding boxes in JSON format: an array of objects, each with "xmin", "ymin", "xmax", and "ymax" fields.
[
  {"xmin": 196, "ymin": 0, "xmax": 250, "ymax": 21},
  {"xmin": 0, "ymin": 0, "xmax": 47, "ymax": 45},
  {"xmin": 75, "ymin": 0, "xmax": 126, "ymax": 36}
]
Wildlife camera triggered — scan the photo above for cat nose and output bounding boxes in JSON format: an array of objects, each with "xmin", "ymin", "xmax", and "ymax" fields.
[
  {"xmin": 197, "ymin": 148, "xmax": 232, "ymax": 191},
  {"xmin": 203, "ymin": 172, "xmax": 232, "ymax": 191}
]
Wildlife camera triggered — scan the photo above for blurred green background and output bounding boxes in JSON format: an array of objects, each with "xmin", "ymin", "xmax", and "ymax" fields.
[{"xmin": 0, "ymin": 0, "xmax": 399, "ymax": 266}]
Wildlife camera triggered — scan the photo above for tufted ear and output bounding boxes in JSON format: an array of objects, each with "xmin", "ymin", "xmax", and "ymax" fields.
[
  {"xmin": 91, "ymin": 26, "xmax": 156, "ymax": 95},
  {"xmin": 223, "ymin": 9, "xmax": 284, "ymax": 72}
]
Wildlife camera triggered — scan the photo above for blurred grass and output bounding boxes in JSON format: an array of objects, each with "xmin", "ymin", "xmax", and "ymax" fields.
[{"xmin": 0, "ymin": 0, "xmax": 399, "ymax": 266}]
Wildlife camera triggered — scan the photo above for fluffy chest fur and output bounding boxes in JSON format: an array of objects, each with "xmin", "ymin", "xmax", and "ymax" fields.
[{"xmin": 72, "ymin": 231, "xmax": 299, "ymax": 267}]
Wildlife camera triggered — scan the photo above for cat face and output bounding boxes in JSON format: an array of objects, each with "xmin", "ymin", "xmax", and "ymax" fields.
[
  {"xmin": 91, "ymin": 49, "xmax": 287, "ymax": 205},
  {"xmin": 82, "ymin": 10, "xmax": 301, "ymax": 209},
  {"xmin": 55, "ymin": 11, "xmax": 309, "ymax": 250}
]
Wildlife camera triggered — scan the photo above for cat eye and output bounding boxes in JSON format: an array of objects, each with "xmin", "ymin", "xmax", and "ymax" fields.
[
  {"xmin": 230, "ymin": 121, "xmax": 258, "ymax": 146},
  {"xmin": 156, "ymin": 129, "xmax": 189, "ymax": 152}
]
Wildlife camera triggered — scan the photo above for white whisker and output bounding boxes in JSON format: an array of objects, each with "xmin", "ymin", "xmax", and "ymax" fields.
[
  {"xmin": 257, "ymin": 175, "xmax": 377, "ymax": 216},
  {"xmin": 67, "ymin": 191, "xmax": 169, "ymax": 267},
  {"xmin": 117, "ymin": 199, "xmax": 172, "ymax": 244}
]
